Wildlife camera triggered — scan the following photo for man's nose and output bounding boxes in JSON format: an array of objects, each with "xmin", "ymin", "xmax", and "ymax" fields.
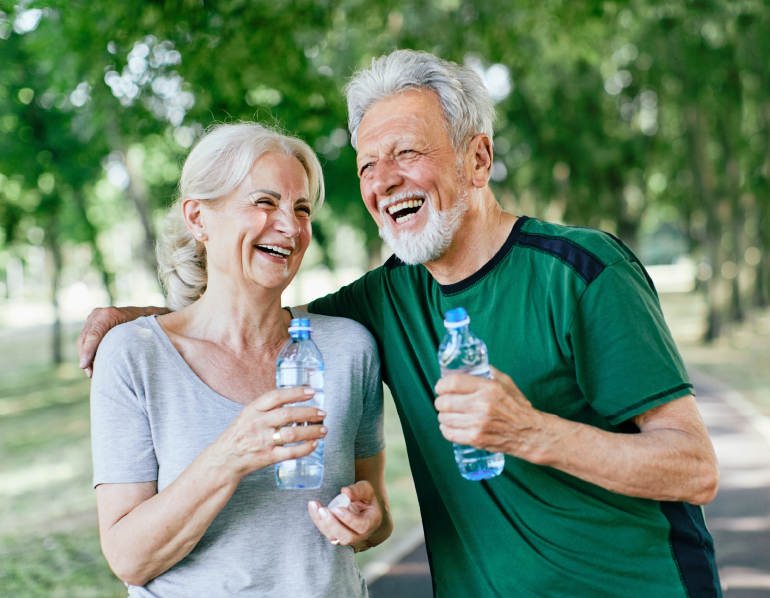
[{"xmin": 371, "ymin": 157, "xmax": 403, "ymax": 198}]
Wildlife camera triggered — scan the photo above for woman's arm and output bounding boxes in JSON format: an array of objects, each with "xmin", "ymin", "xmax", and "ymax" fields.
[
  {"xmin": 308, "ymin": 450, "xmax": 393, "ymax": 551},
  {"xmin": 97, "ymin": 461, "xmax": 238, "ymax": 586},
  {"xmin": 97, "ymin": 387, "xmax": 328, "ymax": 586}
]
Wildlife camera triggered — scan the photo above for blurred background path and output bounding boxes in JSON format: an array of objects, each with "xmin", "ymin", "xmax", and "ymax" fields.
[{"xmin": 695, "ymin": 369, "xmax": 770, "ymax": 597}]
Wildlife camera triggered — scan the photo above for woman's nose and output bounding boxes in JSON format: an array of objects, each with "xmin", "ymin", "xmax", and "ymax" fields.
[{"xmin": 273, "ymin": 204, "xmax": 301, "ymax": 237}]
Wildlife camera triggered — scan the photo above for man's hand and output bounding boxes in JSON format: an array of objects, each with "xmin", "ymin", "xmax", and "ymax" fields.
[
  {"xmin": 435, "ymin": 365, "xmax": 719, "ymax": 505},
  {"xmin": 77, "ymin": 306, "xmax": 169, "ymax": 377},
  {"xmin": 308, "ymin": 481, "xmax": 384, "ymax": 552},
  {"xmin": 434, "ymin": 365, "xmax": 550, "ymax": 462}
]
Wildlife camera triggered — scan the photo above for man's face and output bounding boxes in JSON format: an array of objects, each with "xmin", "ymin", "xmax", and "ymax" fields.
[{"xmin": 355, "ymin": 89, "xmax": 469, "ymax": 265}]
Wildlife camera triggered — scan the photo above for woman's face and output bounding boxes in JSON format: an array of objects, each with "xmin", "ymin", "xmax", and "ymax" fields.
[{"xmin": 203, "ymin": 152, "xmax": 313, "ymax": 294}]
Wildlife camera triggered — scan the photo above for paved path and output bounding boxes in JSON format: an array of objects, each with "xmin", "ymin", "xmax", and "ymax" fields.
[
  {"xmin": 368, "ymin": 370, "xmax": 770, "ymax": 597},
  {"xmin": 694, "ymin": 369, "xmax": 770, "ymax": 597}
]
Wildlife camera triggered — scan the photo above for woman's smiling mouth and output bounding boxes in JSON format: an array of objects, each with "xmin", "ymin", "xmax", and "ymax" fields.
[{"xmin": 255, "ymin": 244, "xmax": 292, "ymax": 258}]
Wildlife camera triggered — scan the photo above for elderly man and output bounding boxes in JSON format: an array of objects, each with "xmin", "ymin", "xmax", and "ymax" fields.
[{"xmin": 79, "ymin": 50, "xmax": 720, "ymax": 597}]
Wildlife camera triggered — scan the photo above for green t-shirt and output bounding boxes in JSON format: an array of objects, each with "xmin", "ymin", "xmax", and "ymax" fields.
[{"xmin": 309, "ymin": 216, "xmax": 720, "ymax": 598}]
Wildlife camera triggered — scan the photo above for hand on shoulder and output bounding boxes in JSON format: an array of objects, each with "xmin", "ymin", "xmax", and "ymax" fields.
[{"xmin": 78, "ymin": 306, "xmax": 169, "ymax": 377}]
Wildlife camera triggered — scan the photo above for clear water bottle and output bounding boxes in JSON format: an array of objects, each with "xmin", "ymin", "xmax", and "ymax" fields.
[
  {"xmin": 438, "ymin": 307, "xmax": 505, "ymax": 481},
  {"xmin": 275, "ymin": 318, "xmax": 325, "ymax": 489}
]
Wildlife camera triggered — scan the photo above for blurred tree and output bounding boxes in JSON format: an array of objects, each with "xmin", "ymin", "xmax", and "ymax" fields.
[{"xmin": 1, "ymin": 0, "xmax": 770, "ymax": 356}]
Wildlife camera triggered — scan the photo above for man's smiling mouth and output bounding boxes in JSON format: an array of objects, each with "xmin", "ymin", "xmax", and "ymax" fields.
[
  {"xmin": 386, "ymin": 198, "xmax": 424, "ymax": 224},
  {"xmin": 256, "ymin": 244, "xmax": 291, "ymax": 258}
]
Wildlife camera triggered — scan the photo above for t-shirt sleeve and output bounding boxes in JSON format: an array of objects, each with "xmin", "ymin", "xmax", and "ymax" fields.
[
  {"xmin": 90, "ymin": 328, "xmax": 158, "ymax": 487},
  {"xmin": 567, "ymin": 259, "xmax": 693, "ymax": 425},
  {"xmin": 354, "ymin": 340, "xmax": 386, "ymax": 460},
  {"xmin": 308, "ymin": 268, "xmax": 383, "ymax": 336}
]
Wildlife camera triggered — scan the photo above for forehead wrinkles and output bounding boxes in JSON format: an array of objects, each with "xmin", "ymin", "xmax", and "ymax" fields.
[{"xmin": 358, "ymin": 112, "xmax": 432, "ymax": 153}]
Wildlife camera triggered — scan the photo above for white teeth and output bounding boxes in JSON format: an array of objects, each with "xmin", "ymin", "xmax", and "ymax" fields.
[
  {"xmin": 395, "ymin": 213, "xmax": 416, "ymax": 224},
  {"xmin": 258, "ymin": 245, "xmax": 291, "ymax": 256},
  {"xmin": 387, "ymin": 198, "xmax": 424, "ymax": 215}
]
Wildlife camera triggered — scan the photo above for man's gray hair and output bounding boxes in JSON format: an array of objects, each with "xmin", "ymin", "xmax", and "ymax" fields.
[{"xmin": 344, "ymin": 50, "xmax": 496, "ymax": 152}]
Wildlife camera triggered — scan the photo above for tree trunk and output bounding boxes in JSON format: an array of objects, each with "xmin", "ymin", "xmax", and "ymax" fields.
[
  {"xmin": 758, "ymin": 103, "xmax": 770, "ymax": 309},
  {"xmin": 47, "ymin": 219, "xmax": 63, "ymax": 365},
  {"xmin": 124, "ymin": 151, "xmax": 158, "ymax": 269},
  {"xmin": 103, "ymin": 113, "xmax": 157, "ymax": 271},
  {"xmin": 73, "ymin": 192, "xmax": 115, "ymax": 304},
  {"xmin": 685, "ymin": 106, "xmax": 722, "ymax": 341},
  {"xmin": 719, "ymin": 112, "xmax": 745, "ymax": 323}
]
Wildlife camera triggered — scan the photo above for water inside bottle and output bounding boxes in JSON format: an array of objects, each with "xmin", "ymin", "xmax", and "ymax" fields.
[
  {"xmin": 275, "ymin": 364, "xmax": 324, "ymax": 489},
  {"xmin": 438, "ymin": 321, "xmax": 506, "ymax": 481}
]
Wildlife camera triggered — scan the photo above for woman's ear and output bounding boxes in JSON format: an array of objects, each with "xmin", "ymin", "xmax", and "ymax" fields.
[
  {"xmin": 182, "ymin": 197, "xmax": 206, "ymax": 241},
  {"xmin": 467, "ymin": 134, "xmax": 493, "ymax": 189}
]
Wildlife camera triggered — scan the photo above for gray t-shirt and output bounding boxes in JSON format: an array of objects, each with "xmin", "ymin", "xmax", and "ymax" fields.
[{"xmin": 90, "ymin": 309, "xmax": 385, "ymax": 598}]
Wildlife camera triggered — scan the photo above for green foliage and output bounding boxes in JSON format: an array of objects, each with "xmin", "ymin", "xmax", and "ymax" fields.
[
  {"xmin": 1, "ymin": 0, "xmax": 769, "ymax": 330},
  {"xmin": 0, "ymin": 528, "xmax": 126, "ymax": 598}
]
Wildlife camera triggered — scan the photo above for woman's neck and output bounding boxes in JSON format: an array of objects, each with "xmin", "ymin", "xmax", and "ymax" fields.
[{"xmin": 168, "ymin": 276, "xmax": 290, "ymax": 355}]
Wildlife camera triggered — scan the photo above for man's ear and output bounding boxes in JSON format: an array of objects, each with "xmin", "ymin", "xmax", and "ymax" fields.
[
  {"xmin": 468, "ymin": 134, "xmax": 493, "ymax": 189},
  {"xmin": 181, "ymin": 197, "xmax": 205, "ymax": 239}
]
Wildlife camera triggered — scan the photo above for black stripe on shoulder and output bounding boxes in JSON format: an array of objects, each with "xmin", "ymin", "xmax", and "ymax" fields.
[
  {"xmin": 384, "ymin": 254, "xmax": 407, "ymax": 269},
  {"xmin": 516, "ymin": 232, "xmax": 605, "ymax": 284},
  {"xmin": 660, "ymin": 502, "xmax": 720, "ymax": 597},
  {"xmin": 601, "ymin": 230, "xmax": 658, "ymax": 293}
]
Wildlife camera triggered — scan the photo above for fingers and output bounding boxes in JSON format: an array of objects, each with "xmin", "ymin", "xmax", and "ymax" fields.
[
  {"xmin": 308, "ymin": 497, "xmax": 381, "ymax": 544},
  {"xmin": 271, "ymin": 440, "xmax": 320, "ymax": 462},
  {"xmin": 437, "ymin": 411, "xmax": 480, "ymax": 428},
  {"xmin": 438, "ymin": 423, "xmax": 480, "ymax": 447},
  {"xmin": 251, "ymin": 387, "xmax": 318, "ymax": 412},
  {"xmin": 434, "ymin": 372, "xmax": 491, "ymax": 395},
  {"xmin": 488, "ymin": 366, "xmax": 519, "ymax": 393},
  {"xmin": 78, "ymin": 309, "xmax": 107, "ymax": 373},
  {"xmin": 434, "ymin": 391, "xmax": 478, "ymax": 414},
  {"xmin": 341, "ymin": 480, "xmax": 375, "ymax": 503},
  {"xmin": 263, "ymin": 406, "xmax": 327, "ymax": 430},
  {"xmin": 330, "ymin": 503, "xmax": 378, "ymax": 536},
  {"xmin": 272, "ymin": 423, "xmax": 327, "ymax": 445}
]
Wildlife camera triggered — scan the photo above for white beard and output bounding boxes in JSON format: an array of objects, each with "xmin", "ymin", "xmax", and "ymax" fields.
[{"xmin": 378, "ymin": 189, "xmax": 468, "ymax": 265}]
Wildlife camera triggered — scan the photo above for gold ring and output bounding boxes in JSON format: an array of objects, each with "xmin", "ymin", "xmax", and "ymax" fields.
[
  {"xmin": 330, "ymin": 538, "xmax": 339, "ymax": 545},
  {"xmin": 272, "ymin": 429, "xmax": 285, "ymax": 446}
]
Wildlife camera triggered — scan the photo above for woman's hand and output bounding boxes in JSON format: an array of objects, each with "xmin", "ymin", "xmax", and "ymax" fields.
[
  {"xmin": 308, "ymin": 482, "xmax": 383, "ymax": 551},
  {"xmin": 206, "ymin": 386, "xmax": 328, "ymax": 482},
  {"xmin": 307, "ymin": 451, "xmax": 392, "ymax": 552}
]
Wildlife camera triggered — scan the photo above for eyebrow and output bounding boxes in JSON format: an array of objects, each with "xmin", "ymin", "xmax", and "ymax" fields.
[{"xmin": 251, "ymin": 189, "xmax": 281, "ymax": 200}]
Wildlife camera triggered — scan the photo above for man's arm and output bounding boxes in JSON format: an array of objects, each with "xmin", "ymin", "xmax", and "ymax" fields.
[
  {"xmin": 77, "ymin": 307, "xmax": 169, "ymax": 377},
  {"xmin": 434, "ymin": 366, "xmax": 719, "ymax": 505}
]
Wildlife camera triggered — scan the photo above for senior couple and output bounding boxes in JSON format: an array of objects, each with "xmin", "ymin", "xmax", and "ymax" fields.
[{"xmin": 82, "ymin": 50, "xmax": 722, "ymax": 597}]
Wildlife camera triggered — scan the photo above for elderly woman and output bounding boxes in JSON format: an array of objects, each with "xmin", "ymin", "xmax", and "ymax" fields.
[{"xmin": 90, "ymin": 122, "xmax": 391, "ymax": 597}]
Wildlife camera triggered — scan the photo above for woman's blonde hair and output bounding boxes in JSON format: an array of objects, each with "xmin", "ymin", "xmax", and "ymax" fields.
[{"xmin": 156, "ymin": 122, "xmax": 325, "ymax": 311}]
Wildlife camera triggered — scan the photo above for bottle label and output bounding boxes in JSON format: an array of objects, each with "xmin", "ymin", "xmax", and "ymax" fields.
[{"xmin": 277, "ymin": 365, "xmax": 308, "ymax": 388}]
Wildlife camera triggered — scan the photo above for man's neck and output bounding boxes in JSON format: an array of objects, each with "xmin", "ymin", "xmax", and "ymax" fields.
[{"xmin": 424, "ymin": 198, "xmax": 517, "ymax": 286}]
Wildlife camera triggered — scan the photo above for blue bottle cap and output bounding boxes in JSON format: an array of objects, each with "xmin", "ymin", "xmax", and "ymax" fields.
[
  {"xmin": 288, "ymin": 318, "xmax": 312, "ymax": 333},
  {"xmin": 444, "ymin": 308, "xmax": 470, "ymax": 328}
]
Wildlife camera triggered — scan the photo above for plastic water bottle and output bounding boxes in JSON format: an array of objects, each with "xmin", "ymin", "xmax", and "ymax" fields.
[
  {"xmin": 438, "ymin": 307, "xmax": 505, "ymax": 481},
  {"xmin": 275, "ymin": 318, "xmax": 324, "ymax": 489}
]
